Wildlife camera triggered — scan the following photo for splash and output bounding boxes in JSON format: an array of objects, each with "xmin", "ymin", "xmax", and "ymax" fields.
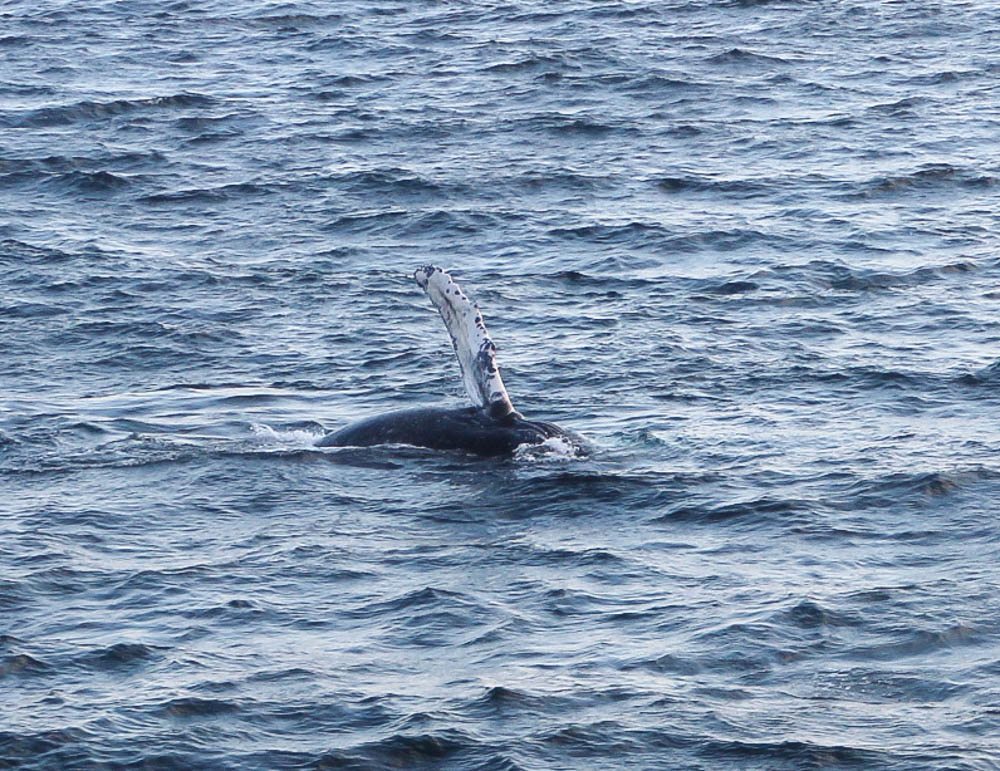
[
  {"xmin": 248, "ymin": 423, "xmax": 325, "ymax": 449},
  {"xmin": 513, "ymin": 435, "xmax": 585, "ymax": 462}
]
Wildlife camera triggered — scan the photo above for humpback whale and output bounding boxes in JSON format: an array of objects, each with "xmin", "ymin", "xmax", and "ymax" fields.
[{"xmin": 317, "ymin": 266, "xmax": 583, "ymax": 457}]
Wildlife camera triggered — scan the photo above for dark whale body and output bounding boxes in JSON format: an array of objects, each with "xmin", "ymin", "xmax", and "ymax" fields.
[
  {"xmin": 317, "ymin": 406, "xmax": 568, "ymax": 457},
  {"xmin": 318, "ymin": 266, "xmax": 583, "ymax": 457}
]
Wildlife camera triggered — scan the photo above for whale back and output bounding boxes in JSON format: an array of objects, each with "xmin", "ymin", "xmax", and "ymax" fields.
[
  {"xmin": 414, "ymin": 266, "xmax": 516, "ymax": 419},
  {"xmin": 316, "ymin": 406, "xmax": 574, "ymax": 456}
]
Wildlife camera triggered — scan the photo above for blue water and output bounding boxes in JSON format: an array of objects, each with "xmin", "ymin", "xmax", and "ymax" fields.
[{"xmin": 3, "ymin": 1, "xmax": 1000, "ymax": 768}]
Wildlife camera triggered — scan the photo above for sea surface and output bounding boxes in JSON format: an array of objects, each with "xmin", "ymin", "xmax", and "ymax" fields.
[{"xmin": 3, "ymin": 1, "xmax": 1000, "ymax": 768}]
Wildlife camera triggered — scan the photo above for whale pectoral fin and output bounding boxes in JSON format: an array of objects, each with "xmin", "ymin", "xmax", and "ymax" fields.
[{"xmin": 414, "ymin": 266, "xmax": 516, "ymax": 418}]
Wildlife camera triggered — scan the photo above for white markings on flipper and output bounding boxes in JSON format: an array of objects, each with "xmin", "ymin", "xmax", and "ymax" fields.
[{"xmin": 414, "ymin": 266, "xmax": 515, "ymax": 418}]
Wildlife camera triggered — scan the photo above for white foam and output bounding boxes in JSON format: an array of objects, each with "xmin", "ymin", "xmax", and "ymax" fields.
[
  {"xmin": 513, "ymin": 436, "xmax": 584, "ymax": 462},
  {"xmin": 249, "ymin": 423, "xmax": 325, "ymax": 448}
]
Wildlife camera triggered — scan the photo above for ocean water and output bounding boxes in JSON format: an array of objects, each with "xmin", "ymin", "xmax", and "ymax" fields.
[{"xmin": 3, "ymin": 0, "xmax": 1000, "ymax": 768}]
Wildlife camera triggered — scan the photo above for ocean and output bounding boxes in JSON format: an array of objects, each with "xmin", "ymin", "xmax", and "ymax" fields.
[{"xmin": 2, "ymin": 1, "xmax": 1000, "ymax": 768}]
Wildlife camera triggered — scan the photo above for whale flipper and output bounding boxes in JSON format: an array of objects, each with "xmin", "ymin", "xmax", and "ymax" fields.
[{"xmin": 414, "ymin": 266, "xmax": 516, "ymax": 420}]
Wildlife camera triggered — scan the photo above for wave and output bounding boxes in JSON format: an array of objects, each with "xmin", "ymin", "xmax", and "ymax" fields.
[
  {"xmin": 0, "ymin": 83, "xmax": 56, "ymax": 96},
  {"xmin": 320, "ymin": 207, "xmax": 518, "ymax": 237},
  {"xmin": 851, "ymin": 163, "xmax": 996, "ymax": 198},
  {"xmin": 323, "ymin": 167, "xmax": 449, "ymax": 197},
  {"xmin": 42, "ymin": 169, "xmax": 134, "ymax": 194},
  {"xmin": 700, "ymin": 738, "xmax": 889, "ymax": 766},
  {"xmin": 657, "ymin": 174, "xmax": 772, "ymax": 196},
  {"xmin": 654, "ymin": 496, "xmax": 808, "ymax": 525},
  {"xmin": 720, "ymin": 0, "xmax": 804, "ymax": 6},
  {"xmin": 543, "ymin": 269, "xmax": 657, "ymax": 289},
  {"xmin": 172, "ymin": 113, "xmax": 245, "ymax": 133},
  {"xmin": 549, "ymin": 222, "xmax": 788, "ymax": 253},
  {"xmin": 78, "ymin": 642, "xmax": 163, "ymax": 670},
  {"xmin": 841, "ymin": 468, "xmax": 999, "ymax": 506},
  {"xmin": 846, "ymin": 623, "xmax": 980, "ymax": 662},
  {"xmin": 482, "ymin": 54, "xmax": 576, "ymax": 74},
  {"xmin": 903, "ymin": 69, "xmax": 979, "ymax": 86},
  {"xmin": 0, "ymin": 300, "xmax": 68, "ymax": 319},
  {"xmin": 0, "ymin": 652, "xmax": 50, "ymax": 678},
  {"xmin": 3, "ymin": 438, "xmax": 203, "ymax": 477},
  {"xmin": 619, "ymin": 73, "xmax": 703, "ymax": 94},
  {"xmin": 772, "ymin": 598, "xmax": 862, "ymax": 630},
  {"xmin": 506, "ymin": 168, "xmax": 613, "ymax": 192},
  {"xmin": 548, "ymin": 221, "xmax": 671, "ymax": 244},
  {"xmin": 491, "ymin": 470, "xmax": 667, "ymax": 517},
  {"xmin": 956, "ymin": 359, "xmax": 1000, "ymax": 386},
  {"xmin": 316, "ymin": 730, "xmax": 474, "ymax": 769},
  {"xmin": 867, "ymin": 96, "xmax": 930, "ymax": 117},
  {"xmin": 514, "ymin": 113, "xmax": 633, "ymax": 136},
  {"xmin": 0, "ymin": 149, "xmax": 166, "ymax": 180},
  {"xmin": 139, "ymin": 181, "xmax": 270, "ymax": 204},
  {"xmin": 696, "ymin": 279, "xmax": 759, "ymax": 295},
  {"xmin": 706, "ymin": 47, "xmax": 790, "ymax": 66},
  {"xmin": 0, "ymin": 729, "xmax": 92, "ymax": 768},
  {"xmin": 341, "ymin": 585, "xmax": 485, "ymax": 621},
  {"xmin": 0, "ymin": 238, "xmax": 84, "ymax": 264},
  {"xmin": 464, "ymin": 684, "xmax": 548, "ymax": 715},
  {"xmin": 761, "ymin": 257, "xmax": 983, "ymax": 293},
  {"xmin": 244, "ymin": 12, "xmax": 345, "ymax": 29},
  {"xmin": 3, "ymin": 93, "xmax": 217, "ymax": 128},
  {"xmin": 161, "ymin": 697, "xmax": 241, "ymax": 718}
]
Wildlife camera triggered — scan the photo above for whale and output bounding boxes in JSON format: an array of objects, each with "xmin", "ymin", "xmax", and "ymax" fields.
[{"xmin": 316, "ymin": 266, "xmax": 583, "ymax": 457}]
